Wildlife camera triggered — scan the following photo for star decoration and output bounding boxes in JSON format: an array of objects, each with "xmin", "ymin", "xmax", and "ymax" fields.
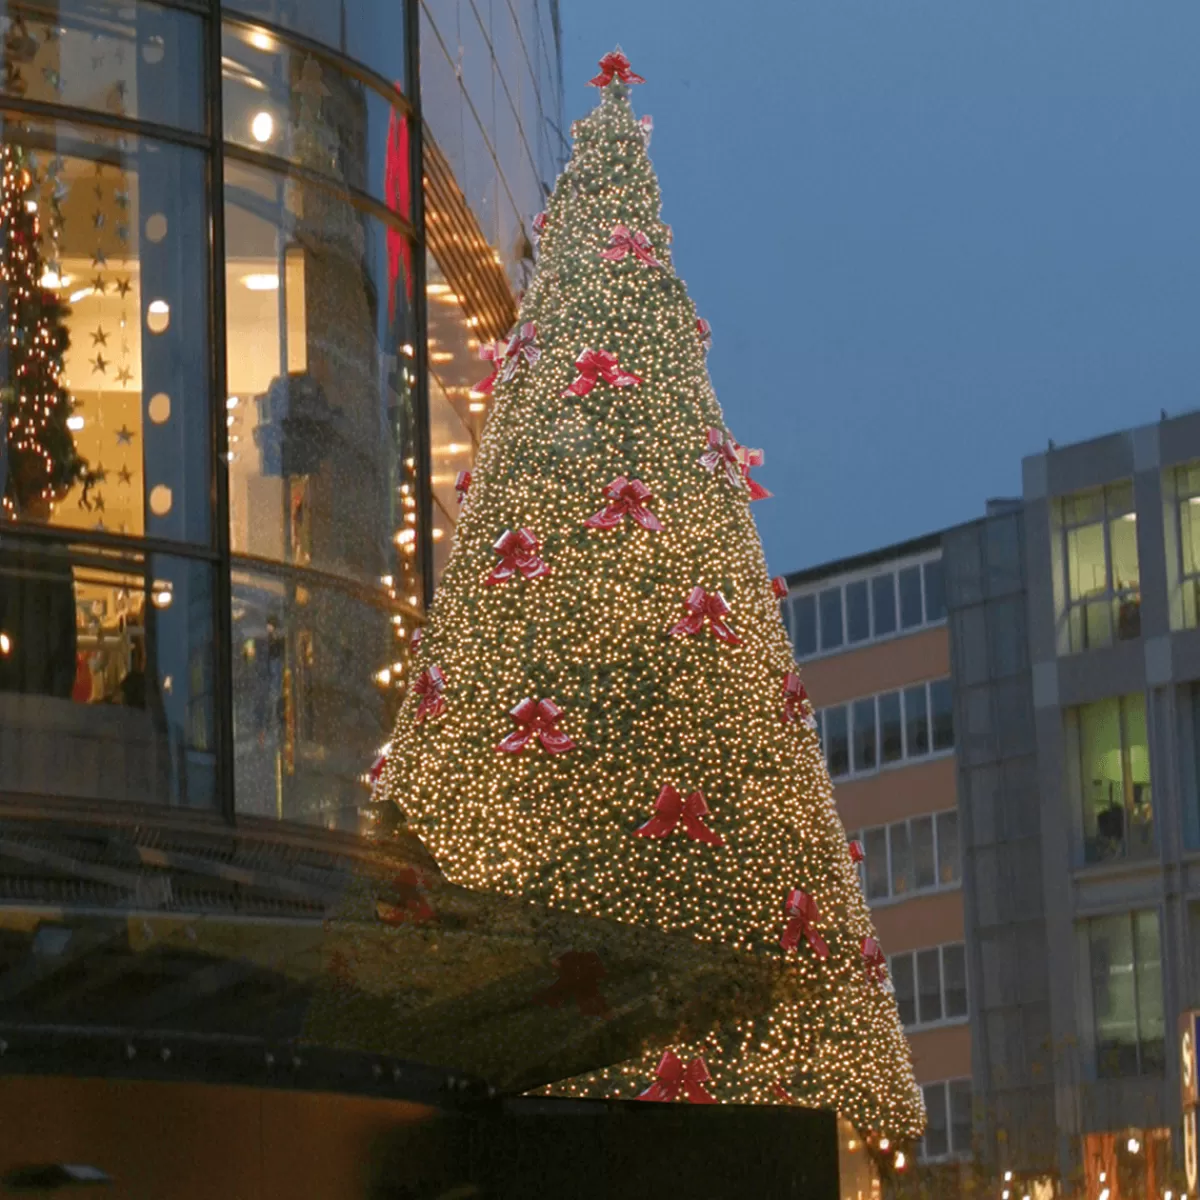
[
  {"xmin": 115, "ymin": 424, "xmax": 134, "ymax": 445},
  {"xmin": 91, "ymin": 274, "xmax": 106, "ymax": 295},
  {"xmin": 113, "ymin": 189, "xmax": 129, "ymax": 210},
  {"xmin": 117, "ymin": 465, "xmax": 132, "ymax": 485},
  {"xmin": 93, "ymin": 182, "xmax": 104, "ymax": 199},
  {"xmin": 52, "ymin": 180, "xmax": 68, "ymax": 204},
  {"xmin": 91, "ymin": 463, "xmax": 106, "ymax": 484},
  {"xmin": 91, "ymin": 209, "xmax": 105, "ymax": 230},
  {"xmin": 114, "ymin": 276, "xmax": 131, "ymax": 298},
  {"xmin": 92, "ymin": 248, "xmax": 107, "ymax": 268},
  {"xmin": 116, "ymin": 224, "xmax": 129, "ymax": 244},
  {"xmin": 90, "ymin": 353, "xmax": 108, "ymax": 375},
  {"xmin": 115, "ymin": 365, "xmax": 132, "ymax": 385},
  {"xmin": 92, "ymin": 494, "xmax": 105, "ymax": 513},
  {"xmin": 91, "ymin": 326, "xmax": 108, "ymax": 347}
]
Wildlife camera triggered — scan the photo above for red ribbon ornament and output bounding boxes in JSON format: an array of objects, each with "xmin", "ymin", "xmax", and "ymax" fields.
[
  {"xmin": 734, "ymin": 441, "xmax": 772, "ymax": 501},
  {"xmin": 589, "ymin": 50, "xmax": 645, "ymax": 87},
  {"xmin": 414, "ymin": 665, "xmax": 447, "ymax": 723},
  {"xmin": 367, "ymin": 749, "xmax": 388, "ymax": 787},
  {"xmin": 473, "ymin": 340, "xmax": 505, "ymax": 395},
  {"xmin": 780, "ymin": 888, "xmax": 830, "ymax": 960},
  {"xmin": 532, "ymin": 950, "xmax": 610, "ymax": 1018},
  {"xmin": 772, "ymin": 576, "xmax": 789, "ymax": 600},
  {"xmin": 636, "ymin": 1051, "xmax": 717, "ymax": 1104},
  {"xmin": 781, "ymin": 672, "xmax": 809, "ymax": 725},
  {"xmin": 633, "ymin": 785, "xmax": 725, "ymax": 846},
  {"xmin": 409, "ymin": 627, "xmax": 422, "ymax": 654},
  {"xmin": 532, "ymin": 210, "xmax": 547, "ymax": 238},
  {"xmin": 377, "ymin": 867, "xmax": 435, "ymax": 926},
  {"xmin": 563, "ymin": 348, "xmax": 642, "ymax": 398},
  {"xmin": 697, "ymin": 428, "xmax": 742, "ymax": 488},
  {"xmin": 697, "ymin": 318, "xmax": 713, "ymax": 352},
  {"xmin": 849, "ymin": 839, "xmax": 865, "ymax": 864},
  {"xmin": 484, "ymin": 528, "xmax": 551, "ymax": 586},
  {"xmin": 455, "ymin": 470, "xmax": 471, "ymax": 504},
  {"xmin": 584, "ymin": 477, "xmax": 663, "ymax": 532},
  {"xmin": 862, "ymin": 936, "xmax": 888, "ymax": 984},
  {"xmin": 600, "ymin": 225, "xmax": 663, "ymax": 268},
  {"xmin": 669, "ymin": 586, "xmax": 742, "ymax": 645},
  {"xmin": 496, "ymin": 698, "xmax": 576, "ymax": 755},
  {"xmin": 500, "ymin": 321, "xmax": 540, "ymax": 382}
]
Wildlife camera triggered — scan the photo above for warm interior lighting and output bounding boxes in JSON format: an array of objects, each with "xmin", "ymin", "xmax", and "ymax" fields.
[
  {"xmin": 66, "ymin": 415, "xmax": 84, "ymax": 431},
  {"xmin": 148, "ymin": 300, "xmax": 169, "ymax": 315},
  {"xmin": 1004, "ymin": 1172, "xmax": 1014, "ymax": 1183},
  {"xmin": 247, "ymin": 28, "xmax": 274, "ymax": 51},
  {"xmin": 469, "ymin": 401, "xmax": 486, "ymax": 413},
  {"xmin": 1127, "ymin": 1137, "xmax": 1141, "ymax": 1155},
  {"xmin": 878, "ymin": 1139, "xmax": 889, "ymax": 1152},
  {"xmin": 226, "ymin": 396, "xmax": 240, "ymax": 409},
  {"xmin": 426, "ymin": 283, "xmax": 450, "ymax": 295},
  {"xmin": 242, "ymin": 273, "xmax": 280, "ymax": 291},
  {"xmin": 39, "ymin": 270, "xmax": 68, "ymax": 289},
  {"xmin": 0, "ymin": 633, "xmax": 10, "ymax": 655},
  {"xmin": 375, "ymin": 667, "xmax": 392, "ymax": 685},
  {"xmin": 251, "ymin": 111, "xmax": 274, "ymax": 143},
  {"xmin": 894, "ymin": 1152, "xmax": 906, "ymax": 1171},
  {"xmin": 151, "ymin": 583, "xmax": 173, "ymax": 609},
  {"xmin": 69, "ymin": 286, "xmax": 94, "ymax": 303}
]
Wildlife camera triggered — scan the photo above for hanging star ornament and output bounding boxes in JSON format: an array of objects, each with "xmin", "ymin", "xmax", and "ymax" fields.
[
  {"xmin": 115, "ymin": 365, "xmax": 132, "ymax": 385},
  {"xmin": 91, "ymin": 209, "xmax": 105, "ymax": 229},
  {"xmin": 91, "ymin": 274, "xmax": 107, "ymax": 295},
  {"xmin": 91, "ymin": 248, "xmax": 107, "ymax": 268},
  {"xmin": 90, "ymin": 353, "xmax": 108, "ymax": 375},
  {"xmin": 114, "ymin": 276, "xmax": 131, "ymax": 297},
  {"xmin": 117, "ymin": 465, "xmax": 132, "ymax": 485},
  {"xmin": 115, "ymin": 424, "xmax": 134, "ymax": 445},
  {"xmin": 91, "ymin": 326, "xmax": 108, "ymax": 346}
]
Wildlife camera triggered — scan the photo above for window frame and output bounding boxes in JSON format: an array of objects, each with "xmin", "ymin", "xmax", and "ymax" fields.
[
  {"xmin": 887, "ymin": 943, "xmax": 970, "ymax": 1032},
  {"xmin": 848, "ymin": 810, "xmax": 961, "ymax": 903},
  {"xmin": 1175, "ymin": 463, "xmax": 1200, "ymax": 629},
  {"xmin": 1086, "ymin": 909, "xmax": 1164, "ymax": 1079},
  {"xmin": 919, "ymin": 1078, "xmax": 973, "ymax": 1162}
]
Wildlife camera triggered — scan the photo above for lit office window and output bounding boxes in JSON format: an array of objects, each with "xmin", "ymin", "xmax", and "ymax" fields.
[{"xmin": 1177, "ymin": 464, "xmax": 1200, "ymax": 628}]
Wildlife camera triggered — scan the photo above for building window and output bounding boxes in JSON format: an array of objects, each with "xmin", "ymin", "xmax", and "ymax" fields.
[
  {"xmin": 789, "ymin": 554, "xmax": 946, "ymax": 661},
  {"xmin": 887, "ymin": 943, "xmax": 969, "ymax": 1029},
  {"xmin": 1176, "ymin": 464, "xmax": 1200, "ymax": 628},
  {"xmin": 1061, "ymin": 483, "xmax": 1141, "ymax": 653},
  {"xmin": 849, "ymin": 812, "xmax": 961, "ymax": 902},
  {"xmin": 1087, "ymin": 910, "xmax": 1164, "ymax": 1078},
  {"xmin": 1072, "ymin": 693, "xmax": 1153, "ymax": 865},
  {"xmin": 817, "ymin": 679, "xmax": 954, "ymax": 780},
  {"xmin": 920, "ymin": 1080, "xmax": 972, "ymax": 1160}
]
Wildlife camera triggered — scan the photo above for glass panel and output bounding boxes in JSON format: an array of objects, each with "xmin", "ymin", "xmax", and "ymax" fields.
[
  {"xmin": 864, "ymin": 826, "xmax": 888, "ymax": 900},
  {"xmin": 948, "ymin": 1080, "xmax": 972, "ymax": 1154},
  {"xmin": 1109, "ymin": 511, "xmax": 1140, "ymax": 592},
  {"xmin": 871, "ymin": 572, "xmax": 896, "ymax": 637},
  {"xmin": 889, "ymin": 822, "xmax": 912, "ymax": 896},
  {"xmin": 930, "ymin": 678, "xmax": 955, "ymax": 751},
  {"xmin": 222, "ymin": 27, "xmax": 411, "ymax": 217},
  {"xmin": 223, "ymin": 1, "xmax": 407, "ymax": 90},
  {"xmin": 1106, "ymin": 481, "xmax": 1134, "ymax": 518},
  {"xmin": 231, "ymin": 566, "xmax": 399, "ymax": 831},
  {"xmin": 942, "ymin": 944, "xmax": 968, "ymax": 1017},
  {"xmin": 916, "ymin": 947, "xmax": 943, "ymax": 1023},
  {"xmin": 912, "ymin": 815, "xmax": 935, "ymax": 889},
  {"xmin": 904, "ymin": 684, "xmax": 929, "ymax": 757},
  {"xmin": 1124, "ymin": 693, "xmax": 1154, "ymax": 860},
  {"xmin": 923, "ymin": 558, "xmax": 946, "ymax": 622},
  {"xmin": 845, "ymin": 579, "xmax": 869, "ymax": 643},
  {"xmin": 944, "ymin": 524, "xmax": 983, "ymax": 607},
  {"xmin": 0, "ymin": 0, "xmax": 204, "ymax": 131},
  {"xmin": 891, "ymin": 953, "xmax": 915, "ymax": 1026},
  {"xmin": 0, "ymin": 538, "xmax": 215, "ymax": 807},
  {"xmin": 0, "ymin": 121, "xmax": 210, "ymax": 542},
  {"xmin": 937, "ymin": 811, "xmax": 961, "ymax": 883},
  {"xmin": 1080, "ymin": 697, "xmax": 1125, "ymax": 864},
  {"xmin": 899, "ymin": 564, "xmax": 923, "ymax": 628},
  {"xmin": 878, "ymin": 690, "xmax": 903, "ymax": 763},
  {"xmin": 223, "ymin": 158, "xmax": 423, "ymax": 604},
  {"xmin": 852, "ymin": 697, "xmax": 876, "ymax": 772},
  {"xmin": 922, "ymin": 1083, "xmax": 949, "ymax": 1159},
  {"xmin": 792, "ymin": 594, "xmax": 817, "ymax": 658},
  {"xmin": 1135, "ymin": 910, "xmax": 1164, "ymax": 1072},
  {"xmin": 1090, "ymin": 914, "xmax": 1139, "ymax": 1077},
  {"xmin": 823, "ymin": 704, "xmax": 849, "ymax": 777},
  {"xmin": 988, "ymin": 597, "xmax": 1027, "ymax": 678},
  {"xmin": 1066, "ymin": 521, "xmax": 1107, "ymax": 604},
  {"xmin": 1063, "ymin": 488, "xmax": 1104, "ymax": 527},
  {"xmin": 985, "ymin": 514, "xmax": 1022, "ymax": 597},
  {"xmin": 818, "ymin": 586, "xmax": 843, "ymax": 651}
]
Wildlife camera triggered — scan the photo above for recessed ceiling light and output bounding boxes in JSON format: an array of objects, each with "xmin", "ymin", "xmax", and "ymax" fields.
[
  {"xmin": 242, "ymin": 273, "xmax": 279, "ymax": 291},
  {"xmin": 251, "ymin": 111, "xmax": 274, "ymax": 143}
]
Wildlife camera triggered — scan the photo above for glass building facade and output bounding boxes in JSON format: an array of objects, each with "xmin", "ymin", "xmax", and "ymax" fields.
[{"xmin": 0, "ymin": 0, "xmax": 564, "ymax": 832}]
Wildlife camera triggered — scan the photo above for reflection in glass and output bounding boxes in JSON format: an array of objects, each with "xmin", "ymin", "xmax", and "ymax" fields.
[
  {"xmin": 889, "ymin": 822, "xmax": 912, "ymax": 895},
  {"xmin": 937, "ymin": 811, "xmax": 960, "ymax": 884},
  {"xmin": 1090, "ymin": 910, "xmax": 1163, "ymax": 1078},
  {"xmin": 904, "ymin": 683, "xmax": 929, "ymax": 757},
  {"xmin": 823, "ymin": 704, "xmax": 848, "ymax": 777},
  {"xmin": 871, "ymin": 572, "xmax": 896, "ymax": 637},
  {"xmin": 930, "ymin": 679, "xmax": 955, "ymax": 751},
  {"xmin": 922, "ymin": 1082, "xmax": 949, "ymax": 1158},
  {"xmin": 818, "ymin": 586, "xmax": 842, "ymax": 650},
  {"xmin": 912, "ymin": 815, "xmax": 935, "ymax": 889},
  {"xmin": 0, "ymin": 538, "xmax": 214, "ymax": 806},
  {"xmin": 942, "ymin": 944, "xmax": 968, "ymax": 1017},
  {"xmin": 845, "ymin": 579, "xmax": 869, "ymax": 643},
  {"xmin": 852, "ymin": 696, "xmax": 876, "ymax": 772},
  {"xmin": 916, "ymin": 947, "xmax": 942, "ymax": 1023}
]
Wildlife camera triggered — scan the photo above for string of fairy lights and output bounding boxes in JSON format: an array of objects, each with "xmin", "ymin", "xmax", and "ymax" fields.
[{"xmin": 378, "ymin": 59, "xmax": 924, "ymax": 1142}]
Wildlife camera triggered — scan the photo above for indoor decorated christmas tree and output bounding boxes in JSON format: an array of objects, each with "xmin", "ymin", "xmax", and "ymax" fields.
[{"xmin": 378, "ymin": 51, "xmax": 924, "ymax": 1142}]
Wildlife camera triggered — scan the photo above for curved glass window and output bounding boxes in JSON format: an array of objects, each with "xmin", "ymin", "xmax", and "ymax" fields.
[
  {"xmin": 222, "ymin": 24, "xmax": 411, "ymax": 219},
  {"xmin": 0, "ymin": 117, "xmax": 211, "ymax": 545},
  {"xmin": 0, "ymin": 0, "xmax": 204, "ymax": 133}
]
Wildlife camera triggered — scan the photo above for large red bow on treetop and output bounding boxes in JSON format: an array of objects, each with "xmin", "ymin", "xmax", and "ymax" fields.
[
  {"xmin": 496, "ymin": 698, "xmax": 575, "ymax": 755},
  {"xmin": 501, "ymin": 322, "xmax": 540, "ymax": 382},
  {"xmin": 734, "ymin": 441, "xmax": 772, "ymax": 501},
  {"xmin": 669, "ymin": 586, "xmax": 742, "ymax": 645},
  {"xmin": 633, "ymin": 785, "xmax": 725, "ymax": 846},
  {"xmin": 589, "ymin": 50, "xmax": 645, "ymax": 88},
  {"xmin": 600, "ymin": 225, "xmax": 663, "ymax": 268},
  {"xmin": 637, "ymin": 1051, "xmax": 717, "ymax": 1104},
  {"xmin": 781, "ymin": 672, "xmax": 810, "ymax": 725},
  {"xmin": 532, "ymin": 950, "xmax": 610, "ymax": 1018},
  {"xmin": 862, "ymin": 936, "xmax": 888, "ymax": 984},
  {"xmin": 584, "ymin": 477, "xmax": 663, "ymax": 532},
  {"xmin": 697, "ymin": 318, "xmax": 713, "ymax": 352},
  {"xmin": 780, "ymin": 888, "xmax": 830, "ymax": 960},
  {"xmin": 563, "ymin": 348, "xmax": 642, "ymax": 398},
  {"xmin": 484, "ymin": 528, "xmax": 550, "ymax": 586},
  {"xmin": 413, "ymin": 665, "xmax": 446, "ymax": 723},
  {"xmin": 473, "ymin": 340, "xmax": 506, "ymax": 395},
  {"xmin": 697, "ymin": 428, "xmax": 742, "ymax": 489}
]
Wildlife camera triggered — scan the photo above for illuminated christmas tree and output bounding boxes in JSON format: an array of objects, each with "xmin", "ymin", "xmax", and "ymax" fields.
[
  {"xmin": 0, "ymin": 142, "xmax": 86, "ymax": 517},
  {"xmin": 378, "ymin": 52, "xmax": 924, "ymax": 1142}
]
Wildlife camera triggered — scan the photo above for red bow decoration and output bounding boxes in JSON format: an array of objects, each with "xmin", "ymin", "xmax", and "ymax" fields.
[
  {"xmin": 772, "ymin": 1082, "xmax": 795, "ymax": 1103},
  {"xmin": 496, "ymin": 698, "xmax": 575, "ymax": 755},
  {"xmin": 532, "ymin": 950, "xmax": 610, "ymax": 1018},
  {"xmin": 501, "ymin": 321, "xmax": 540, "ymax": 382},
  {"xmin": 563, "ymin": 348, "xmax": 642, "ymax": 398},
  {"xmin": 455, "ymin": 470, "xmax": 471, "ymax": 504},
  {"xmin": 697, "ymin": 318, "xmax": 713, "ymax": 352},
  {"xmin": 414, "ymin": 665, "xmax": 447, "ymax": 723},
  {"xmin": 484, "ymin": 528, "xmax": 551, "ymax": 586},
  {"xmin": 849, "ymin": 839, "xmax": 865, "ymax": 864},
  {"xmin": 600, "ymin": 225, "xmax": 663, "ymax": 268},
  {"xmin": 734, "ymin": 441, "xmax": 772, "ymax": 501},
  {"xmin": 532, "ymin": 210, "xmax": 547, "ymax": 238},
  {"xmin": 697, "ymin": 428, "xmax": 742, "ymax": 488},
  {"xmin": 780, "ymin": 888, "xmax": 830, "ymax": 960},
  {"xmin": 367, "ymin": 749, "xmax": 388, "ymax": 787},
  {"xmin": 781, "ymin": 672, "xmax": 809, "ymax": 724},
  {"xmin": 862, "ymin": 936, "xmax": 888, "ymax": 984},
  {"xmin": 409, "ymin": 627, "xmax": 422, "ymax": 654},
  {"xmin": 669, "ymin": 586, "xmax": 742, "ymax": 645},
  {"xmin": 473, "ymin": 340, "xmax": 506, "ymax": 395},
  {"xmin": 584, "ymin": 477, "xmax": 663, "ymax": 532},
  {"xmin": 377, "ymin": 867, "xmax": 435, "ymax": 925},
  {"xmin": 633, "ymin": 785, "xmax": 725, "ymax": 846},
  {"xmin": 772, "ymin": 576, "xmax": 789, "ymax": 599},
  {"xmin": 636, "ymin": 1051, "xmax": 717, "ymax": 1104},
  {"xmin": 589, "ymin": 50, "xmax": 645, "ymax": 87}
]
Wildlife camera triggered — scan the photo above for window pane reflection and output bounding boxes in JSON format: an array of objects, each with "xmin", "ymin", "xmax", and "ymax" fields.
[
  {"xmin": 223, "ymin": 159, "xmax": 422, "ymax": 604},
  {"xmin": 0, "ymin": 537, "xmax": 215, "ymax": 807}
]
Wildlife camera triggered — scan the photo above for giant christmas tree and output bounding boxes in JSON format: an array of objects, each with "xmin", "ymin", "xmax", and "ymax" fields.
[{"xmin": 378, "ymin": 52, "xmax": 924, "ymax": 1141}]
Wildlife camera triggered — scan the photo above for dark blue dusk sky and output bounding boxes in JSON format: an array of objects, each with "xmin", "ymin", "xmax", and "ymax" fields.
[{"xmin": 562, "ymin": 4, "xmax": 1200, "ymax": 577}]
